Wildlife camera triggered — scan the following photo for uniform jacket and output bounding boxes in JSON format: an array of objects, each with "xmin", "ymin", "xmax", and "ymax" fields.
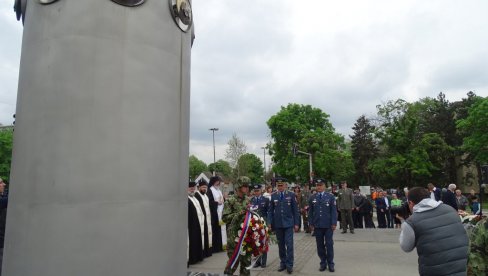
[
  {"xmin": 222, "ymin": 194, "xmax": 250, "ymax": 248},
  {"xmin": 308, "ymin": 192, "xmax": 337, "ymax": 228},
  {"xmin": 337, "ymin": 188, "xmax": 354, "ymax": 210},
  {"xmin": 268, "ymin": 190, "xmax": 300, "ymax": 228},
  {"xmin": 250, "ymin": 195, "xmax": 270, "ymax": 223}
]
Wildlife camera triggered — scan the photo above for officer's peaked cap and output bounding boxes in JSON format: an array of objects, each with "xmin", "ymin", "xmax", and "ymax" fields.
[{"xmin": 314, "ymin": 178, "xmax": 326, "ymax": 185}]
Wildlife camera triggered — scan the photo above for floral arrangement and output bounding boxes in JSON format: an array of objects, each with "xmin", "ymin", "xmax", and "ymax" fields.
[
  {"xmin": 237, "ymin": 212, "xmax": 270, "ymax": 259},
  {"xmin": 463, "ymin": 214, "xmax": 487, "ymax": 275},
  {"xmin": 226, "ymin": 209, "xmax": 273, "ymax": 272}
]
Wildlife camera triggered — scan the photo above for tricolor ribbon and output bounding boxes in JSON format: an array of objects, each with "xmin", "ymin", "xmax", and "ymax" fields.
[{"xmin": 225, "ymin": 210, "xmax": 252, "ymax": 270}]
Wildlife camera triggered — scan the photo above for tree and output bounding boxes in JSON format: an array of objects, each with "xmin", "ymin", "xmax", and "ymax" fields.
[
  {"xmin": 236, "ymin": 153, "xmax": 263, "ymax": 183},
  {"xmin": 457, "ymin": 97, "xmax": 488, "ymax": 164},
  {"xmin": 267, "ymin": 103, "xmax": 348, "ymax": 182},
  {"xmin": 225, "ymin": 133, "xmax": 247, "ymax": 176},
  {"xmin": 208, "ymin": 159, "xmax": 232, "ymax": 178},
  {"xmin": 350, "ymin": 115, "xmax": 378, "ymax": 186},
  {"xmin": 370, "ymin": 102, "xmax": 436, "ymax": 187},
  {"xmin": 0, "ymin": 127, "xmax": 14, "ymax": 182},
  {"xmin": 189, "ymin": 155, "xmax": 207, "ymax": 180}
]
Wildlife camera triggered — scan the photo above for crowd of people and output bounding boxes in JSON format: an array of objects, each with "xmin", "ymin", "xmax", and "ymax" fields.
[{"xmin": 188, "ymin": 176, "xmax": 484, "ymax": 275}]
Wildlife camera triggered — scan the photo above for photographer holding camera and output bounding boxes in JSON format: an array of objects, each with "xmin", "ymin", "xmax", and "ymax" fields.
[{"xmin": 397, "ymin": 187, "xmax": 468, "ymax": 276}]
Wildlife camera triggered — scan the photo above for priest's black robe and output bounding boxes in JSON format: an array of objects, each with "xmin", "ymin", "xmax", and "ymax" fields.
[
  {"xmin": 207, "ymin": 188, "xmax": 223, "ymax": 252},
  {"xmin": 188, "ymin": 198, "xmax": 204, "ymax": 265},
  {"xmin": 194, "ymin": 192, "xmax": 212, "ymax": 258}
]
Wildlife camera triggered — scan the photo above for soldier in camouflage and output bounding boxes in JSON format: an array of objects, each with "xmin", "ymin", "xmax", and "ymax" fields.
[
  {"xmin": 467, "ymin": 216, "xmax": 487, "ymax": 275},
  {"xmin": 223, "ymin": 176, "xmax": 251, "ymax": 276}
]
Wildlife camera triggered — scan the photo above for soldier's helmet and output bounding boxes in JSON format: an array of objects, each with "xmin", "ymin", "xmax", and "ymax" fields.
[{"xmin": 236, "ymin": 176, "xmax": 251, "ymax": 188}]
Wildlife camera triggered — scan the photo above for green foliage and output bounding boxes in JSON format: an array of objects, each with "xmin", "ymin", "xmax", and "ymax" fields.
[
  {"xmin": 266, "ymin": 103, "xmax": 351, "ymax": 182},
  {"xmin": 350, "ymin": 115, "xmax": 378, "ymax": 186},
  {"xmin": 0, "ymin": 127, "xmax": 14, "ymax": 182},
  {"xmin": 189, "ymin": 155, "xmax": 207, "ymax": 180},
  {"xmin": 457, "ymin": 97, "xmax": 488, "ymax": 164},
  {"xmin": 368, "ymin": 93, "xmax": 480, "ymax": 188},
  {"xmin": 370, "ymin": 101, "xmax": 437, "ymax": 187},
  {"xmin": 235, "ymin": 153, "xmax": 263, "ymax": 184},
  {"xmin": 208, "ymin": 159, "xmax": 232, "ymax": 178}
]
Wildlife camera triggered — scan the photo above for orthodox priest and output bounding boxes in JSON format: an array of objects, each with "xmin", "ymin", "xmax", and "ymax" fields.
[
  {"xmin": 188, "ymin": 181, "xmax": 204, "ymax": 265},
  {"xmin": 194, "ymin": 180, "xmax": 213, "ymax": 258},
  {"xmin": 207, "ymin": 176, "xmax": 224, "ymax": 252}
]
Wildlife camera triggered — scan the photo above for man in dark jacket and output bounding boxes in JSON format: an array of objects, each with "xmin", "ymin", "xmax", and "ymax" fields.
[
  {"xmin": 398, "ymin": 187, "xmax": 468, "ymax": 276},
  {"xmin": 442, "ymin": 183, "xmax": 459, "ymax": 211},
  {"xmin": 427, "ymin": 183, "xmax": 441, "ymax": 201}
]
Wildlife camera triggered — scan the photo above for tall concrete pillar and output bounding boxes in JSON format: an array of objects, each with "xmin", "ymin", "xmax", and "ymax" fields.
[{"xmin": 4, "ymin": 1, "xmax": 193, "ymax": 275}]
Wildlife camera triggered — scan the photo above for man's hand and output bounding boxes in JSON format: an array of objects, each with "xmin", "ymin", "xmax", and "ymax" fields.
[
  {"xmin": 331, "ymin": 225, "xmax": 337, "ymax": 231},
  {"xmin": 395, "ymin": 214, "xmax": 405, "ymax": 223},
  {"xmin": 294, "ymin": 225, "xmax": 299, "ymax": 232},
  {"xmin": 309, "ymin": 226, "xmax": 314, "ymax": 232},
  {"xmin": 268, "ymin": 224, "xmax": 272, "ymax": 232}
]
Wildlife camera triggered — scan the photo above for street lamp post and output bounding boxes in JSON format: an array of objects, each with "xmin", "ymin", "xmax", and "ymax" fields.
[
  {"xmin": 261, "ymin": 146, "xmax": 266, "ymax": 183},
  {"xmin": 292, "ymin": 143, "xmax": 313, "ymax": 185},
  {"xmin": 209, "ymin": 128, "xmax": 219, "ymax": 166}
]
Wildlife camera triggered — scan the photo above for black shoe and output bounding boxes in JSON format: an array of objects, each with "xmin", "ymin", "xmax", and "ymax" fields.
[
  {"xmin": 319, "ymin": 266, "xmax": 327, "ymax": 271},
  {"xmin": 341, "ymin": 230, "xmax": 347, "ymax": 234},
  {"xmin": 350, "ymin": 230, "xmax": 355, "ymax": 234},
  {"xmin": 278, "ymin": 267, "xmax": 286, "ymax": 272},
  {"xmin": 329, "ymin": 266, "xmax": 335, "ymax": 272},
  {"xmin": 287, "ymin": 268, "xmax": 293, "ymax": 274},
  {"xmin": 261, "ymin": 264, "xmax": 266, "ymax": 268}
]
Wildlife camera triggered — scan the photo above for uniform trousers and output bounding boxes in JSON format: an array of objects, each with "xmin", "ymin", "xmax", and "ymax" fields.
[
  {"xmin": 340, "ymin": 209, "xmax": 354, "ymax": 231},
  {"xmin": 314, "ymin": 228, "xmax": 334, "ymax": 267},
  {"xmin": 275, "ymin": 227, "xmax": 294, "ymax": 269}
]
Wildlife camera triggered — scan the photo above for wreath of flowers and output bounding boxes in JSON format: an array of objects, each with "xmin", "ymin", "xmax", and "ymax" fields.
[{"xmin": 237, "ymin": 212, "xmax": 270, "ymax": 258}]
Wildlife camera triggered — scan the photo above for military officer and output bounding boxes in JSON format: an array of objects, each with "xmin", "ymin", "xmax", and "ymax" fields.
[
  {"xmin": 308, "ymin": 178, "xmax": 337, "ymax": 272},
  {"xmin": 250, "ymin": 184, "xmax": 270, "ymax": 268},
  {"xmin": 268, "ymin": 178, "xmax": 300, "ymax": 274},
  {"xmin": 222, "ymin": 176, "xmax": 251, "ymax": 276},
  {"xmin": 337, "ymin": 181, "xmax": 355, "ymax": 233}
]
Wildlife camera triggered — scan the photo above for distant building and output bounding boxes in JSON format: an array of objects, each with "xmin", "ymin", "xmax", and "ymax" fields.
[{"xmin": 194, "ymin": 171, "xmax": 234, "ymax": 198}]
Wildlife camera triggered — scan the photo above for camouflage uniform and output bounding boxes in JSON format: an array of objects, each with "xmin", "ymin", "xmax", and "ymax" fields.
[
  {"xmin": 223, "ymin": 177, "xmax": 251, "ymax": 276},
  {"xmin": 468, "ymin": 217, "xmax": 488, "ymax": 276}
]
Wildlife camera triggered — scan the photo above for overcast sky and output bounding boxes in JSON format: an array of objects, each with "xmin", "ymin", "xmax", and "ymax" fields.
[{"xmin": 1, "ymin": 1, "xmax": 487, "ymax": 166}]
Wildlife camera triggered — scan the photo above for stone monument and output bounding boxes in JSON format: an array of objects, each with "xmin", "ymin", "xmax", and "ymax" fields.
[{"xmin": 3, "ymin": 0, "xmax": 193, "ymax": 275}]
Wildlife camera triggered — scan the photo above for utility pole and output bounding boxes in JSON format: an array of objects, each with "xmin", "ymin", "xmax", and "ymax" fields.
[
  {"xmin": 209, "ymin": 128, "xmax": 218, "ymax": 175},
  {"xmin": 292, "ymin": 143, "xmax": 313, "ymax": 184}
]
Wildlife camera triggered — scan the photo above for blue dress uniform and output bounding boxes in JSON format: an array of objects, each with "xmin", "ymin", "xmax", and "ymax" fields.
[
  {"xmin": 308, "ymin": 191, "xmax": 338, "ymax": 271},
  {"xmin": 250, "ymin": 188, "xmax": 270, "ymax": 267},
  {"xmin": 268, "ymin": 190, "xmax": 300, "ymax": 272}
]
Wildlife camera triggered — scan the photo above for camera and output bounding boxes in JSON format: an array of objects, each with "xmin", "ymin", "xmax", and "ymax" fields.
[{"xmin": 390, "ymin": 202, "xmax": 411, "ymax": 219}]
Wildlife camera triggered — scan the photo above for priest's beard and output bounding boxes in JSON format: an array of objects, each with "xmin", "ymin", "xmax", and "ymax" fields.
[{"xmin": 188, "ymin": 191, "xmax": 195, "ymax": 197}]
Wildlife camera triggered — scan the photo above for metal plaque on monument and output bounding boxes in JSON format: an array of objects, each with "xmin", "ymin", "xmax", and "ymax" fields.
[{"xmin": 4, "ymin": 0, "xmax": 194, "ymax": 275}]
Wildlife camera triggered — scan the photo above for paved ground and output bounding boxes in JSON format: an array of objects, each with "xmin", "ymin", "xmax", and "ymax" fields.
[{"xmin": 188, "ymin": 228, "xmax": 419, "ymax": 276}]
